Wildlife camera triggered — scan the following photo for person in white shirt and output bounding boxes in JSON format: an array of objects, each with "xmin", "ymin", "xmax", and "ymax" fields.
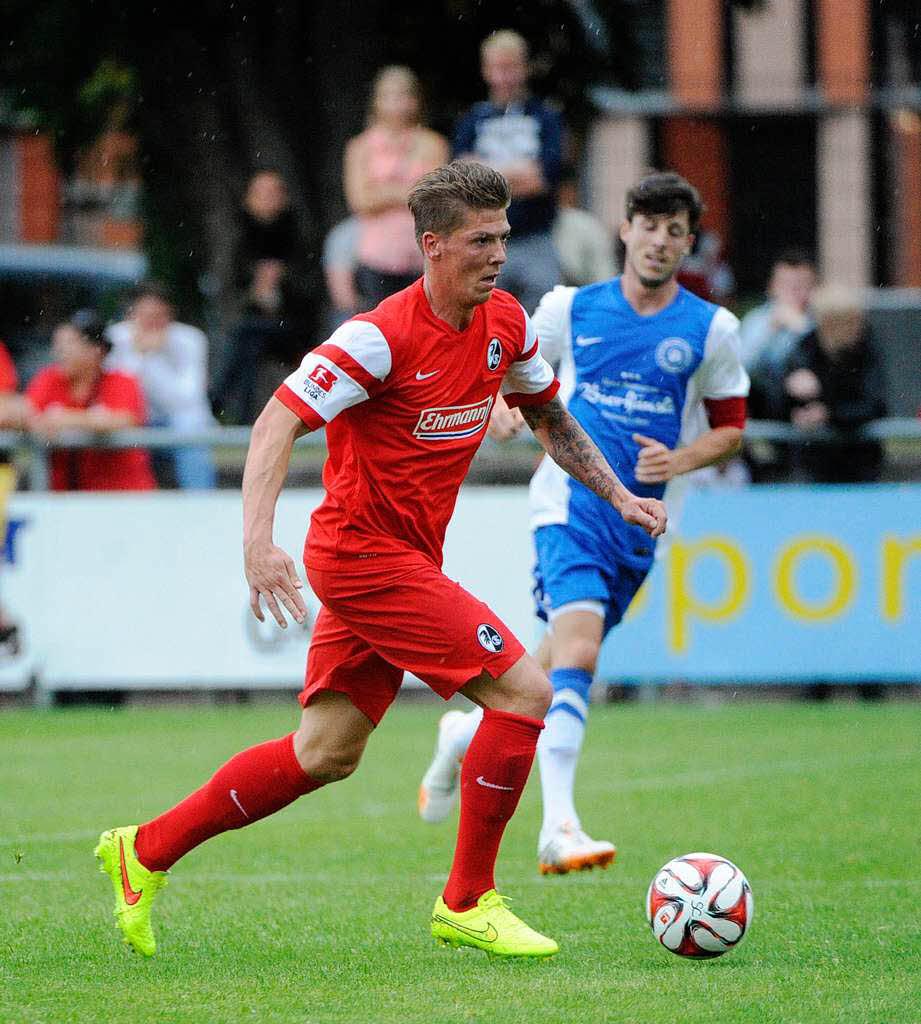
[{"xmin": 106, "ymin": 283, "xmax": 217, "ymax": 488}]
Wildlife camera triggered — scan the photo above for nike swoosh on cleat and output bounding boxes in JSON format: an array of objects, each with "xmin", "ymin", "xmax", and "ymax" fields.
[
  {"xmin": 229, "ymin": 789, "xmax": 250, "ymax": 819},
  {"xmin": 119, "ymin": 837, "xmax": 143, "ymax": 906},
  {"xmin": 476, "ymin": 775, "xmax": 515, "ymax": 791},
  {"xmin": 432, "ymin": 914, "xmax": 498, "ymax": 942},
  {"xmin": 575, "ymin": 335, "xmax": 604, "ymax": 347},
  {"xmin": 415, "ymin": 369, "xmax": 440, "ymax": 380}
]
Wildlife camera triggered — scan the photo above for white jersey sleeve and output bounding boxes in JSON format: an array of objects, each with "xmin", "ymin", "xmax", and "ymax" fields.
[
  {"xmin": 529, "ymin": 285, "xmax": 576, "ymax": 368},
  {"xmin": 501, "ymin": 305, "xmax": 559, "ymax": 407},
  {"xmin": 694, "ymin": 307, "xmax": 750, "ymax": 399},
  {"xmin": 277, "ymin": 320, "xmax": 392, "ymax": 426}
]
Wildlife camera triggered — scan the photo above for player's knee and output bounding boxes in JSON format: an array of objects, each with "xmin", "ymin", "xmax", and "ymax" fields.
[
  {"xmin": 528, "ymin": 671, "xmax": 553, "ymax": 718},
  {"xmin": 294, "ymin": 738, "xmax": 364, "ymax": 784}
]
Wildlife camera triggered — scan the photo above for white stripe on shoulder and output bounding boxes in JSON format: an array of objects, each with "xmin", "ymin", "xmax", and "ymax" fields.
[
  {"xmin": 281, "ymin": 353, "xmax": 369, "ymax": 422},
  {"xmin": 531, "ymin": 285, "xmax": 576, "ymax": 368},
  {"xmin": 326, "ymin": 319, "xmax": 392, "ymax": 380},
  {"xmin": 697, "ymin": 305, "xmax": 749, "ymax": 400}
]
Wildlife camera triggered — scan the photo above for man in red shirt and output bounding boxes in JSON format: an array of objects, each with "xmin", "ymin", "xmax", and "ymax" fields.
[
  {"xmin": 95, "ymin": 163, "xmax": 665, "ymax": 960},
  {"xmin": 26, "ymin": 310, "xmax": 156, "ymax": 491}
]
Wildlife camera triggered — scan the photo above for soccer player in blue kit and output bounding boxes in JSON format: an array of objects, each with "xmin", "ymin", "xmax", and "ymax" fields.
[{"xmin": 418, "ymin": 171, "xmax": 750, "ymax": 873}]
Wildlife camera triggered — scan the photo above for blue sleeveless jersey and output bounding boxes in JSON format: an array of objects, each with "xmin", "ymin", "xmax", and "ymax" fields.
[{"xmin": 530, "ymin": 278, "xmax": 723, "ymax": 571}]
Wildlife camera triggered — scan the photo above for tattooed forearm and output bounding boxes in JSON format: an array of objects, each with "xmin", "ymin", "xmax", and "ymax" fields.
[{"xmin": 521, "ymin": 397, "xmax": 626, "ymax": 505}]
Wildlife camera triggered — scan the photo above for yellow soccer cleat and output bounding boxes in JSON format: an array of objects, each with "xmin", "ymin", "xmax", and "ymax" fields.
[
  {"xmin": 94, "ymin": 825, "xmax": 168, "ymax": 957},
  {"xmin": 431, "ymin": 889, "xmax": 559, "ymax": 959}
]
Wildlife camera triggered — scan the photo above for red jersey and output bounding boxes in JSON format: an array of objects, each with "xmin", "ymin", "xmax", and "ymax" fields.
[
  {"xmin": 27, "ymin": 366, "xmax": 157, "ymax": 491},
  {"xmin": 275, "ymin": 281, "xmax": 558, "ymax": 567},
  {"xmin": 0, "ymin": 341, "xmax": 18, "ymax": 393}
]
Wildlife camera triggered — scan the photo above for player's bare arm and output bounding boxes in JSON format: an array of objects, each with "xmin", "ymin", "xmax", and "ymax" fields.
[
  {"xmin": 520, "ymin": 396, "xmax": 666, "ymax": 538},
  {"xmin": 633, "ymin": 426, "xmax": 743, "ymax": 484},
  {"xmin": 242, "ymin": 396, "xmax": 310, "ymax": 628}
]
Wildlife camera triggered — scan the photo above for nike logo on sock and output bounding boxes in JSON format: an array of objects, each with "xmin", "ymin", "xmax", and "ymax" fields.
[
  {"xmin": 476, "ymin": 775, "xmax": 515, "ymax": 791},
  {"xmin": 229, "ymin": 788, "xmax": 250, "ymax": 819},
  {"xmin": 119, "ymin": 837, "xmax": 143, "ymax": 906}
]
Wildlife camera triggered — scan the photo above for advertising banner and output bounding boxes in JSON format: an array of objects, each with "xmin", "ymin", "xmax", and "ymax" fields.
[{"xmin": 0, "ymin": 484, "xmax": 918, "ymax": 692}]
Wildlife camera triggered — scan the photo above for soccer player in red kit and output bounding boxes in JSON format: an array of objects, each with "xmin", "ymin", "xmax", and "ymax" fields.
[{"xmin": 95, "ymin": 162, "xmax": 666, "ymax": 960}]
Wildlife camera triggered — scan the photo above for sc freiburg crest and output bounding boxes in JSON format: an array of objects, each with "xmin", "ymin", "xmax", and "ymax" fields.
[
  {"xmin": 486, "ymin": 338, "xmax": 502, "ymax": 371},
  {"xmin": 477, "ymin": 623, "xmax": 504, "ymax": 653}
]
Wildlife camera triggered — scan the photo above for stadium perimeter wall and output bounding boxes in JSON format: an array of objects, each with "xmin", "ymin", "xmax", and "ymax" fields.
[{"xmin": 1, "ymin": 485, "xmax": 919, "ymax": 695}]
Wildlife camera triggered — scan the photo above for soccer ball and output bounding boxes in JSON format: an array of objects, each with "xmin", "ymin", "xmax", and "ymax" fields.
[{"xmin": 645, "ymin": 852, "xmax": 753, "ymax": 959}]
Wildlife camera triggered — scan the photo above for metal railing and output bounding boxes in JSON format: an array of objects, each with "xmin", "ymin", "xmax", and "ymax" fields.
[{"xmin": 3, "ymin": 418, "xmax": 920, "ymax": 490}]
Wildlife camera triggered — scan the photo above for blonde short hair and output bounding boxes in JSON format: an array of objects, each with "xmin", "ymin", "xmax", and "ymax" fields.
[
  {"xmin": 480, "ymin": 29, "xmax": 528, "ymax": 63},
  {"xmin": 408, "ymin": 161, "xmax": 510, "ymax": 245}
]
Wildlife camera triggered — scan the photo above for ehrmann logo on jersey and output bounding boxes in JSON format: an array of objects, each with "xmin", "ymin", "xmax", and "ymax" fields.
[
  {"xmin": 413, "ymin": 396, "xmax": 493, "ymax": 440},
  {"xmin": 486, "ymin": 337, "xmax": 502, "ymax": 371}
]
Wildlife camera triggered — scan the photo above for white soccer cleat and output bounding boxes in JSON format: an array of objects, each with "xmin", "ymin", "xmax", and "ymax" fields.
[
  {"xmin": 417, "ymin": 710, "xmax": 467, "ymax": 824},
  {"xmin": 538, "ymin": 823, "xmax": 617, "ymax": 875}
]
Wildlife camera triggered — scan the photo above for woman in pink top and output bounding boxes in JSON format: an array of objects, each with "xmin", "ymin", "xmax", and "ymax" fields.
[{"xmin": 344, "ymin": 66, "xmax": 449, "ymax": 310}]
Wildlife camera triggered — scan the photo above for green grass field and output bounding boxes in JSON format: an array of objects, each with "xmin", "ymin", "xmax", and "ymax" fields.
[{"xmin": 2, "ymin": 697, "xmax": 920, "ymax": 1024}]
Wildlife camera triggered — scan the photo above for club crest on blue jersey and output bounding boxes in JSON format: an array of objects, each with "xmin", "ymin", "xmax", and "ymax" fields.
[
  {"xmin": 655, "ymin": 337, "xmax": 693, "ymax": 375},
  {"xmin": 486, "ymin": 338, "xmax": 502, "ymax": 371}
]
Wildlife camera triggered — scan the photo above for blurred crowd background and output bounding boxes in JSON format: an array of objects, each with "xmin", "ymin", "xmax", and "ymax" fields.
[{"xmin": 1, "ymin": 0, "xmax": 920, "ymax": 492}]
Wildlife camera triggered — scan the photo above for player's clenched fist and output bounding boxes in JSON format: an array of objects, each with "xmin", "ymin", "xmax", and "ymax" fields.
[
  {"xmin": 618, "ymin": 495, "xmax": 667, "ymax": 539},
  {"xmin": 244, "ymin": 541, "xmax": 307, "ymax": 628}
]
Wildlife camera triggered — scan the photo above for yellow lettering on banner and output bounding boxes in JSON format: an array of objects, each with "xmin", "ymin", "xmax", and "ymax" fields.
[
  {"xmin": 774, "ymin": 536, "xmax": 856, "ymax": 622},
  {"xmin": 667, "ymin": 537, "xmax": 750, "ymax": 653},
  {"xmin": 624, "ymin": 577, "xmax": 650, "ymax": 620},
  {"xmin": 881, "ymin": 534, "xmax": 921, "ymax": 622}
]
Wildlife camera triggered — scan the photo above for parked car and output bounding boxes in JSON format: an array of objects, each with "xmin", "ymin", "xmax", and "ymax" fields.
[{"xmin": 0, "ymin": 243, "xmax": 146, "ymax": 385}]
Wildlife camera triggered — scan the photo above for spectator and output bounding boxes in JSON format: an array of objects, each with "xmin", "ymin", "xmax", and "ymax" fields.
[
  {"xmin": 26, "ymin": 310, "xmax": 156, "ymax": 492},
  {"xmin": 321, "ymin": 216, "xmax": 360, "ymax": 332},
  {"xmin": 344, "ymin": 65, "xmax": 449, "ymax": 310},
  {"xmin": 106, "ymin": 282, "xmax": 217, "ymax": 489},
  {"xmin": 0, "ymin": 339, "xmax": 26, "ymax": 429},
  {"xmin": 552, "ymin": 165, "xmax": 616, "ymax": 286},
  {"xmin": 211, "ymin": 169, "xmax": 318, "ymax": 424},
  {"xmin": 0, "ymin": 338, "xmax": 25, "ymax": 657},
  {"xmin": 454, "ymin": 29, "xmax": 563, "ymax": 313},
  {"xmin": 782, "ymin": 285, "xmax": 887, "ymax": 483},
  {"xmin": 677, "ymin": 229, "xmax": 735, "ymax": 304},
  {"xmin": 740, "ymin": 249, "xmax": 817, "ymax": 419}
]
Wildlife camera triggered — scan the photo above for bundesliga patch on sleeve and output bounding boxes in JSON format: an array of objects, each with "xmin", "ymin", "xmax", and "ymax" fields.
[{"xmin": 303, "ymin": 364, "xmax": 339, "ymax": 404}]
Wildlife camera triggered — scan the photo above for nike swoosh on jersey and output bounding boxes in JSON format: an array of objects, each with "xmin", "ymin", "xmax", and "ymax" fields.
[
  {"xmin": 476, "ymin": 775, "xmax": 515, "ymax": 791},
  {"xmin": 119, "ymin": 837, "xmax": 143, "ymax": 906},
  {"xmin": 415, "ymin": 369, "xmax": 440, "ymax": 380},
  {"xmin": 432, "ymin": 914, "xmax": 499, "ymax": 942},
  {"xmin": 575, "ymin": 335, "xmax": 604, "ymax": 347}
]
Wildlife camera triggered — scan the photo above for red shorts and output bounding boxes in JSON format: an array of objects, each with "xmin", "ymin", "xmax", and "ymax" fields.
[{"xmin": 301, "ymin": 553, "xmax": 525, "ymax": 725}]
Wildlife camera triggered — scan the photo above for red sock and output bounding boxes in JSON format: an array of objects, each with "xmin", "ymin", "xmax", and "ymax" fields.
[
  {"xmin": 134, "ymin": 733, "xmax": 321, "ymax": 872},
  {"xmin": 442, "ymin": 707, "xmax": 543, "ymax": 912}
]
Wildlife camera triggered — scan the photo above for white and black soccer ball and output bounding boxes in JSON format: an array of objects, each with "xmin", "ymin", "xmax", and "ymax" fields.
[{"xmin": 645, "ymin": 852, "xmax": 753, "ymax": 959}]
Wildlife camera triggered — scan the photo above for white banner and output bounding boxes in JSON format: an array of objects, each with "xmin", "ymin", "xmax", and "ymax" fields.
[{"xmin": 2, "ymin": 489, "xmax": 535, "ymax": 692}]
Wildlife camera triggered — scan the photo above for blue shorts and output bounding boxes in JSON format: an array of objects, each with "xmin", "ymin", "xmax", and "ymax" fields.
[{"xmin": 532, "ymin": 524, "xmax": 651, "ymax": 638}]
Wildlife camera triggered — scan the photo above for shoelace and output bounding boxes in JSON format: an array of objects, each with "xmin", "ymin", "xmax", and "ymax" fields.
[{"xmin": 481, "ymin": 894, "xmax": 537, "ymax": 937}]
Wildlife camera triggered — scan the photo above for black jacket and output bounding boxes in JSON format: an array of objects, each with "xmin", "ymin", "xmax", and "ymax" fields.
[{"xmin": 783, "ymin": 329, "xmax": 888, "ymax": 482}]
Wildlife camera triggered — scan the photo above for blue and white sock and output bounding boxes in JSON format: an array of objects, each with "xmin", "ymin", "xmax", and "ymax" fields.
[{"xmin": 538, "ymin": 667, "xmax": 593, "ymax": 842}]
